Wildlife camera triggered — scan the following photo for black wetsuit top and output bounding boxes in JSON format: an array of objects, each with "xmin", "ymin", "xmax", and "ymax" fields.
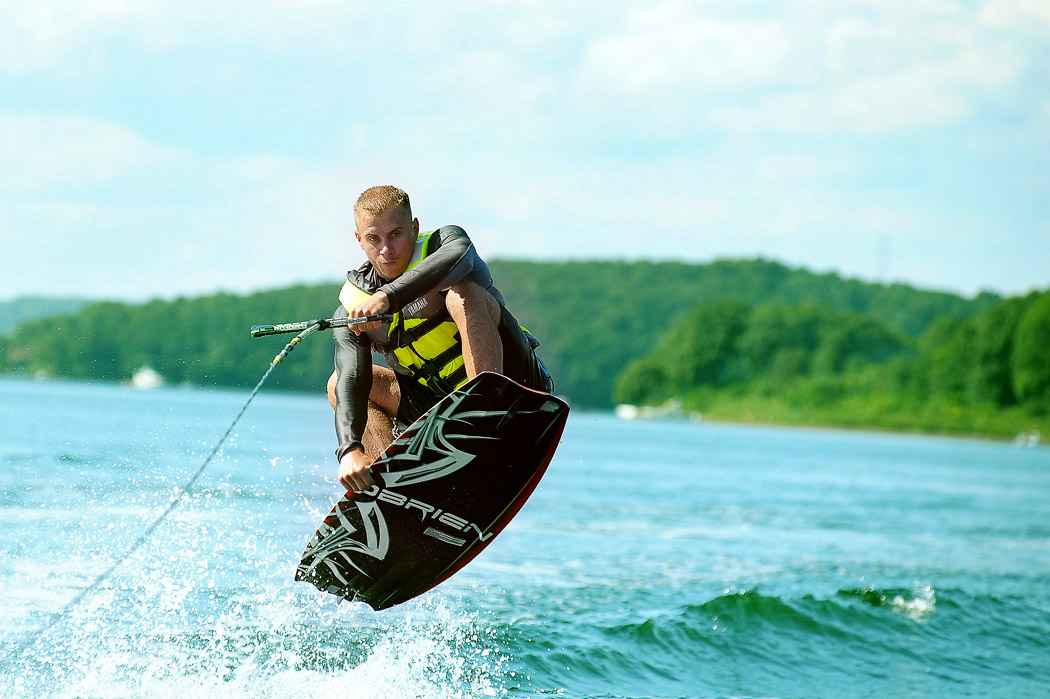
[{"xmin": 332, "ymin": 225, "xmax": 550, "ymax": 461}]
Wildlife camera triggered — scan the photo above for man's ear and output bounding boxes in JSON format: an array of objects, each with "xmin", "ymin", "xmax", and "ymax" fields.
[{"xmin": 412, "ymin": 218, "xmax": 420, "ymax": 236}]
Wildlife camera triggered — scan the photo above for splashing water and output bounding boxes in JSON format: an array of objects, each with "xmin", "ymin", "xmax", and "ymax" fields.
[
  {"xmin": 6, "ymin": 481, "xmax": 510, "ymax": 699},
  {"xmin": 0, "ymin": 381, "xmax": 511, "ymax": 698}
]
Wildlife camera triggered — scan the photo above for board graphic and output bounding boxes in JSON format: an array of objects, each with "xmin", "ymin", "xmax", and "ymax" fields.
[{"xmin": 295, "ymin": 372, "xmax": 569, "ymax": 609}]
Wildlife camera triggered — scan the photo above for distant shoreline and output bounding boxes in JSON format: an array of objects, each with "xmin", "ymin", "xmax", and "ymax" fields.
[
  {"xmin": 4, "ymin": 372, "xmax": 1046, "ymax": 447},
  {"xmin": 690, "ymin": 413, "xmax": 1042, "ymax": 446}
]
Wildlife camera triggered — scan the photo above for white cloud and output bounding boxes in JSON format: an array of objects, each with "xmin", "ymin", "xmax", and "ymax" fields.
[
  {"xmin": 573, "ymin": 1, "xmax": 1029, "ymax": 135},
  {"xmin": 0, "ymin": 110, "xmax": 349, "ymax": 299},
  {"xmin": 756, "ymin": 154, "xmax": 849, "ymax": 183},
  {"xmin": 0, "ymin": 112, "xmax": 188, "ymax": 191},
  {"xmin": 1, "ymin": 1, "xmax": 1036, "ymax": 140},
  {"xmin": 709, "ymin": 25, "xmax": 1022, "ymax": 133},
  {"xmin": 0, "ymin": 0, "xmax": 164, "ymax": 72},
  {"xmin": 980, "ymin": 0, "xmax": 1050, "ymax": 35},
  {"xmin": 581, "ymin": 3, "xmax": 799, "ymax": 92},
  {"xmin": 0, "ymin": 1, "xmax": 1046, "ymax": 300},
  {"xmin": 0, "ymin": 0, "xmax": 366, "ymax": 71}
]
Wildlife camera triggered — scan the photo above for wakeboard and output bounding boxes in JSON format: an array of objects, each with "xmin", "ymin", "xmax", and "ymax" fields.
[{"xmin": 294, "ymin": 371, "xmax": 569, "ymax": 610}]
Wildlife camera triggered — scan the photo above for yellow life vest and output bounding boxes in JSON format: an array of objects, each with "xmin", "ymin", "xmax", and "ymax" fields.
[{"xmin": 339, "ymin": 232, "xmax": 468, "ymax": 395}]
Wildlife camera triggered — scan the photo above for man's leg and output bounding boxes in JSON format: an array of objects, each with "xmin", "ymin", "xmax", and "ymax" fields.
[
  {"xmin": 327, "ymin": 365, "xmax": 401, "ymax": 460},
  {"xmin": 446, "ymin": 281, "xmax": 503, "ymax": 377}
]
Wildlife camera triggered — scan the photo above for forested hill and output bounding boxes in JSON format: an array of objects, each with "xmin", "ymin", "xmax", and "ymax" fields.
[
  {"xmin": 488, "ymin": 258, "xmax": 999, "ymax": 407},
  {"xmin": 0, "ymin": 284, "xmax": 343, "ymax": 393},
  {"xmin": 0, "ymin": 259, "xmax": 1001, "ymax": 408},
  {"xmin": 615, "ymin": 290, "xmax": 1050, "ymax": 438}
]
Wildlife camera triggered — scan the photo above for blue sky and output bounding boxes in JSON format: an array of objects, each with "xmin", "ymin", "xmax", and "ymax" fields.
[{"xmin": 1, "ymin": 0, "xmax": 1047, "ymax": 302}]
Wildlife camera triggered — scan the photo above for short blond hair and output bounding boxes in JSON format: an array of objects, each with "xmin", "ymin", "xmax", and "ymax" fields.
[{"xmin": 354, "ymin": 185, "xmax": 411, "ymax": 220}]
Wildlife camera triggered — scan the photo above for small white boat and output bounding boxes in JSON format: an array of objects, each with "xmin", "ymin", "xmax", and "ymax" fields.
[
  {"xmin": 130, "ymin": 366, "xmax": 165, "ymax": 390},
  {"xmin": 615, "ymin": 399, "xmax": 701, "ymax": 422},
  {"xmin": 614, "ymin": 404, "xmax": 641, "ymax": 420},
  {"xmin": 1014, "ymin": 430, "xmax": 1041, "ymax": 448}
]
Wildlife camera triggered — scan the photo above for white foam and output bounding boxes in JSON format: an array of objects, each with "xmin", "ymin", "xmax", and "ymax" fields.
[
  {"xmin": 8, "ymin": 584, "xmax": 508, "ymax": 699},
  {"xmin": 890, "ymin": 583, "xmax": 937, "ymax": 621}
]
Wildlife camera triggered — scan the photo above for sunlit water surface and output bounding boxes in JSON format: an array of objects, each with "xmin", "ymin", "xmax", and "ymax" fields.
[{"xmin": 2, "ymin": 377, "xmax": 1049, "ymax": 698}]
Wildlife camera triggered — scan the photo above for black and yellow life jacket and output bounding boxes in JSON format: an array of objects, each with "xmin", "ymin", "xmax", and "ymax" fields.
[{"xmin": 339, "ymin": 232, "xmax": 469, "ymax": 396}]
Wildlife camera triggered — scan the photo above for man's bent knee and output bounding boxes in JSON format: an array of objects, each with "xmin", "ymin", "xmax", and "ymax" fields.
[
  {"xmin": 326, "ymin": 370, "xmax": 338, "ymax": 410},
  {"xmin": 328, "ymin": 366, "xmax": 400, "ymax": 415},
  {"xmin": 369, "ymin": 365, "xmax": 401, "ymax": 417}
]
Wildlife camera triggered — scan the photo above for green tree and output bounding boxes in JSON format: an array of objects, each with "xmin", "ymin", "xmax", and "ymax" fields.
[
  {"xmin": 614, "ymin": 357, "xmax": 669, "ymax": 406},
  {"xmin": 615, "ymin": 299, "xmax": 750, "ymax": 406},
  {"xmin": 910, "ymin": 317, "xmax": 973, "ymax": 400},
  {"xmin": 968, "ymin": 297, "xmax": 1027, "ymax": 405},
  {"xmin": 738, "ymin": 304, "xmax": 825, "ymax": 380},
  {"xmin": 812, "ymin": 314, "xmax": 910, "ymax": 375},
  {"xmin": 664, "ymin": 299, "xmax": 751, "ymax": 388},
  {"xmin": 1012, "ymin": 291, "xmax": 1050, "ymax": 411}
]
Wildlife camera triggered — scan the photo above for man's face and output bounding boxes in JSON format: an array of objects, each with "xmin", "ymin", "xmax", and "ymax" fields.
[{"xmin": 354, "ymin": 206, "xmax": 419, "ymax": 279}]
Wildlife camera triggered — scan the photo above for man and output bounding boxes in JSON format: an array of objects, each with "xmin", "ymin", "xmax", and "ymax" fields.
[{"xmin": 327, "ymin": 185, "xmax": 552, "ymax": 493}]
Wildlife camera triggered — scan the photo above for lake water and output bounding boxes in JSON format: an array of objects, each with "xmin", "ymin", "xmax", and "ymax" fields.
[{"xmin": 1, "ymin": 377, "xmax": 1048, "ymax": 698}]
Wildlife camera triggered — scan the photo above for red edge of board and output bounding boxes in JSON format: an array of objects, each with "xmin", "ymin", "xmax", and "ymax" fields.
[{"xmin": 416, "ymin": 409, "xmax": 568, "ymax": 597}]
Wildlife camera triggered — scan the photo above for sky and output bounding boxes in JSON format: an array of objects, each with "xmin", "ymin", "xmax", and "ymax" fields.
[{"xmin": 1, "ymin": 0, "xmax": 1048, "ymax": 303}]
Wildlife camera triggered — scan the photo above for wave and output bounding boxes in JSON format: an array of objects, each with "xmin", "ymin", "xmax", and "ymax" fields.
[
  {"xmin": 604, "ymin": 585, "xmax": 939, "ymax": 648},
  {"xmin": 507, "ymin": 584, "xmax": 1050, "ymax": 697}
]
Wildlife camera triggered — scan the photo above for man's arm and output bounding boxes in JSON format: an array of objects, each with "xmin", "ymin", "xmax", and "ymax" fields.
[
  {"xmin": 378, "ymin": 225, "xmax": 490, "ymax": 312},
  {"xmin": 333, "ymin": 315, "xmax": 379, "ymax": 492},
  {"xmin": 332, "ymin": 309, "xmax": 372, "ymax": 463}
]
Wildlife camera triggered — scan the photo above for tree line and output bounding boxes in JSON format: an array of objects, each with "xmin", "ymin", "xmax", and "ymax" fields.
[
  {"xmin": 487, "ymin": 258, "xmax": 999, "ymax": 408},
  {"xmin": 0, "ymin": 284, "xmax": 343, "ymax": 392},
  {"xmin": 615, "ymin": 291, "xmax": 1050, "ymax": 436},
  {"xmin": 3, "ymin": 258, "xmax": 1037, "ymax": 436}
]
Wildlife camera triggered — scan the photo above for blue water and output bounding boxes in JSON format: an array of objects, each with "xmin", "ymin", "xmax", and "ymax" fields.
[{"xmin": 1, "ymin": 377, "xmax": 1049, "ymax": 698}]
